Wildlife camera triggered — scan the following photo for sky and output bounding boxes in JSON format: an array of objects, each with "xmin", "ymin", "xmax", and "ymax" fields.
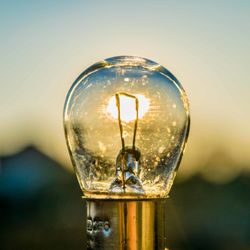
[{"xmin": 0, "ymin": 0, "xmax": 250, "ymax": 183}]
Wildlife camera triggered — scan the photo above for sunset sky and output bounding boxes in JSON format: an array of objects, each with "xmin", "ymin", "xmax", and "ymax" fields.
[{"xmin": 1, "ymin": 1, "xmax": 249, "ymax": 183}]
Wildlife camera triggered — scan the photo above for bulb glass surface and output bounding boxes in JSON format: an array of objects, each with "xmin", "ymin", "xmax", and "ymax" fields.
[{"xmin": 64, "ymin": 56, "xmax": 190, "ymax": 199}]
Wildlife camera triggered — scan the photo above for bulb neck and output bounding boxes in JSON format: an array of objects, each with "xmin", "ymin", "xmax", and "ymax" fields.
[
  {"xmin": 109, "ymin": 146, "xmax": 144, "ymax": 194},
  {"xmin": 84, "ymin": 199, "xmax": 167, "ymax": 250}
]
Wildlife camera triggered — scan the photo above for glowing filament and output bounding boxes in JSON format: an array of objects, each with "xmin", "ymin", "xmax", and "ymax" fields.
[{"xmin": 107, "ymin": 94, "xmax": 150, "ymax": 122}]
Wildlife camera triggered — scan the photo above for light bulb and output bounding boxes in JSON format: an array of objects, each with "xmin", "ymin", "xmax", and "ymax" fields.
[{"xmin": 64, "ymin": 56, "xmax": 190, "ymax": 199}]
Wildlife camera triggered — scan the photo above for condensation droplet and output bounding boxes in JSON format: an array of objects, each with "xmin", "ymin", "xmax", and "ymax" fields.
[
  {"xmin": 123, "ymin": 131, "xmax": 129, "ymax": 138},
  {"xmin": 158, "ymin": 146, "xmax": 165, "ymax": 154},
  {"xmin": 98, "ymin": 141, "xmax": 106, "ymax": 153}
]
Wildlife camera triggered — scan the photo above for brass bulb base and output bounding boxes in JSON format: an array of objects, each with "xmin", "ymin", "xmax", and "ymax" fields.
[{"xmin": 84, "ymin": 199, "xmax": 167, "ymax": 250}]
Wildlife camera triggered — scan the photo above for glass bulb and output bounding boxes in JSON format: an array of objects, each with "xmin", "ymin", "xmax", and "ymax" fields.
[{"xmin": 64, "ymin": 56, "xmax": 190, "ymax": 199}]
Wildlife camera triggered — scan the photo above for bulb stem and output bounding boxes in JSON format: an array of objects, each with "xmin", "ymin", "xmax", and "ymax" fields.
[
  {"xmin": 116, "ymin": 93, "xmax": 125, "ymax": 150},
  {"xmin": 133, "ymin": 97, "xmax": 139, "ymax": 150}
]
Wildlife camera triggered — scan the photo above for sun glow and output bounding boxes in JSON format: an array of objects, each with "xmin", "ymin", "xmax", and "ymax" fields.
[{"xmin": 106, "ymin": 94, "xmax": 150, "ymax": 122}]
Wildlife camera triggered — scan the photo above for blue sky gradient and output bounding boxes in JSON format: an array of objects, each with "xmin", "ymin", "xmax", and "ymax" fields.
[{"xmin": 1, "ymin": 1, "xmax": 249, "ymax": 182}]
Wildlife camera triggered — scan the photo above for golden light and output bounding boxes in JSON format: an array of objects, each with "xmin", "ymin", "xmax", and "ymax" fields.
[{"xmin": 106, "ymin": 94, "xmax": 150, "ymax": 122}]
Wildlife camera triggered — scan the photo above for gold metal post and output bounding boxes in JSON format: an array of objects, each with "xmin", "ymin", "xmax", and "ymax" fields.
[{"xmin": 85, "ymin": 199, "xmax": 167, "ymax": 250}]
